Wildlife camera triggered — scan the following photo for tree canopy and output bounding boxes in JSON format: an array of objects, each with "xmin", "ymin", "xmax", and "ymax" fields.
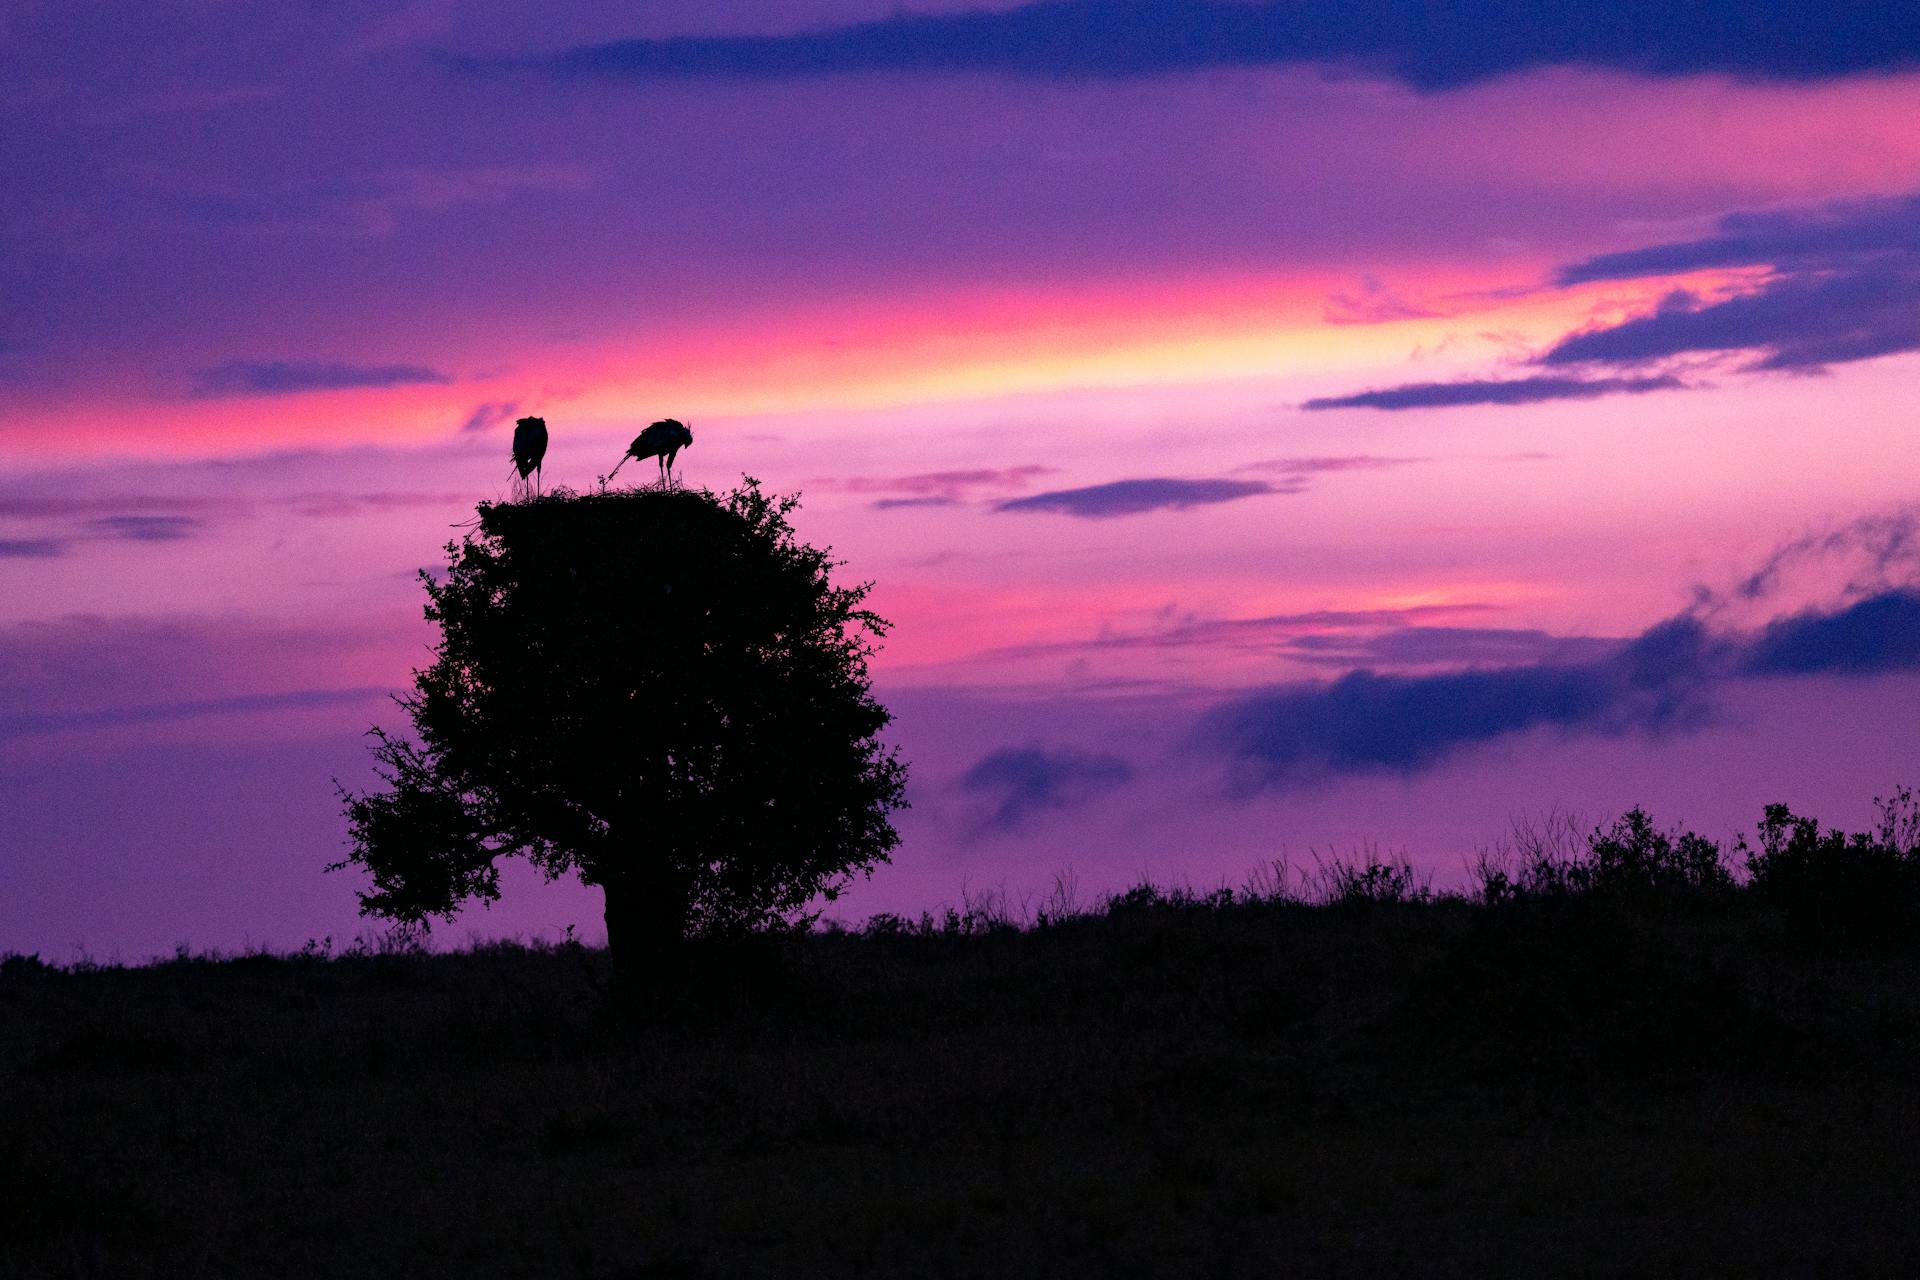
[{"xmin": 334, "ymin": 480, "xmax": 908, "ymax": 970}]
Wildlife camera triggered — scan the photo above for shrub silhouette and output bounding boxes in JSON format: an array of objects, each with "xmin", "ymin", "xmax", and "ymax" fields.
[
  {"xmin": 1313, "ymin": 849, "xmax": 1428, "ymax": 906},
  {"xmin": 1478, "ymin": 807, "xmax": 1730, "ymax": 902},
  {"xmin": 334, "ymin": 479, "xmax": 907, "ymax": 981},
  {"xmin": 1580, "ymin": 807, "xmax": 1732, "ymax": 896},
  {"xmin": 1742, "ymin": 788, "xmax": 1920, "ymax": 943}
]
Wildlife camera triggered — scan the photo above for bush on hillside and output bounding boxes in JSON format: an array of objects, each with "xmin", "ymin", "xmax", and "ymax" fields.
[
  {"xmin": 1312, "ymin": 849, "xmax": 1429, "ymax": 906},
  {"xmin": 1477, "ymin": 807, "xmax": 1731, "ymax": 903},
  {"xmin": 1742, "ymin": 788, "xmax": 1920, "ymax": 943}
]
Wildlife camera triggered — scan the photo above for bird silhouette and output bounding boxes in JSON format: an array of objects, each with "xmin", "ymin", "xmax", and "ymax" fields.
[
  {"xmin": 510, "ymin": 416, "xmax": 549, "ymax": 499},
  {"xmin": 609, "ymin": 418, "xmax": 693, "ymax": 487}
]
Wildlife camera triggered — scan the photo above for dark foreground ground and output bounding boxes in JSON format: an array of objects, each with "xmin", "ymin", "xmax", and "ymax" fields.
[{"xmin": 5, "ymin": 894, "xmax": 1920, "ymax": 1278}]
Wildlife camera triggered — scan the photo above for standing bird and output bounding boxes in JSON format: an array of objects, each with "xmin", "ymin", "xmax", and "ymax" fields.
[
  {"xmin": 609, "ymin": 418, "xmax": 693, "ymax": 487},
  {"xmin": 510, "ymin": 416, "xmax": 549, "ymax": 499}
]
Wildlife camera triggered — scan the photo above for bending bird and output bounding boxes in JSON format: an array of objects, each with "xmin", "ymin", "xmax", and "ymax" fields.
[
  {"xmin": 610, "ymin": 418, "xmax": 693, "ymax": 486},
  {"xmin": 510, "ymin": 416, "xmax": 549, "ymax": 498}
]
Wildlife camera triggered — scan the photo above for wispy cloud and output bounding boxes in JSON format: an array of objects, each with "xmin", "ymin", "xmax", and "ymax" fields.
[
  {"xmin": 1234, "ymin": 455, "xmax": 1426, "ymax": 475},
  {"xmin": 1284, "ymin": 625, "xmax": 1618, "ymax": 669},
  {"xmin": 458, "ymin": 400, "xmax": 521, "ymax": 434},
  {"xmin": 0, "ymin": 484, "xmax": 473, "ymax": 558},
  {"xmin": 1309, "ymin": 188, "xmax": 1920, "ymax": 408},
  {"xmin": 960, "ymin": 744, "xmax": 1133, "ymax": 832},
  {"xmin": 84, "ymin": 515, "xmax": 202, "ymax": 542},
  {"xmin": 283, "ymin": 491, "xmax": 474, "ymax": 518},
  {"xmin": 1323, "ymin": 276, "xmax": 1438, "ymax": 325},
  {"xmin": 0, "ymin": 499, "xmax": 212, "ymax": 558},
  {"xmin": 191, "ymin": 360, "xmax": 452, "ymax": 398},
  {"xmin": 833, "ymin": 466, "xmax": 1056, "ymax": 510},
  {"xmin": 1302, "ymin": 374, "xmax": 1685, "ymax": 411},
  {"xmin": 969, "ymin": 603, "xmax": 1499, "ymax": 666},
  {"xmin": 0, "ymin": 688, "xmax": 390, "ymax": 739},
  {"xmin": 996, "ymin": 477, "xmax": 1276, "ymax": 518},
  {"xmin": 1723, "ymin": 509, "xmax": 1920, "ymax": 607},
  {"xmin": 0, "ymin": 494, "xmax": 217, "ymax": 520},
  {"xmin": 0, "ymin": 538, "xmax": 65, "ymax": 560},
  {"xmin": 176, "ymin": 165, "xmax": 592, "ymax": 238},
  {"xmin": 0, "ymin": 613, "xmax": 400, "ymax": 740}
]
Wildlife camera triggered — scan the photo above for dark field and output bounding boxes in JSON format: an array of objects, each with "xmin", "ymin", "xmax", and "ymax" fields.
[{"xmin": 6, "ymin": 883, "xmax": 1920, "ymax": 1279}]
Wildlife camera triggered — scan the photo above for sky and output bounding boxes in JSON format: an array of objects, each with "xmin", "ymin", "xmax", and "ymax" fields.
[{"xmin": 5, "ymin": 1, "xmax": 1920, "ymax": 958}]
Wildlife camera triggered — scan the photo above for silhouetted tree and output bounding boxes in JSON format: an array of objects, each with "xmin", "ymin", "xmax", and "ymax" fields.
[{"xmin": 334, "ymin": 479, "xmax": 907, "ymax": 981}]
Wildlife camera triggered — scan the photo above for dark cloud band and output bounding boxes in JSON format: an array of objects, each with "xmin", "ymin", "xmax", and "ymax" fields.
[
  {"xmin": 996, "ymin": 477, "xmax": 1275, "ymax": 518},
  {"xmin": 192, "ymin": 361, "xmax": 452, "ymax": 398},
  {"xmin": 533, "ymin": 1, "xmax": 1920, "ymax": 91},
  {"xmin": 1742, "ymin": 591, "xmax": 1920, "ymax": 676},
  {"xmin": 1200, "ymin": 616, "xmax": 1719, "ymax": 784},
  {"xmin": 1543, "ymin": 274, "xmax": 1920, "ymax": 372},
  {"xmin": 1201, "ymin": 590, "xmax": 1920, "ymax": 787},
  {"xmin": 84, "ymin": 515, "xmax": 202, "ymax": 542},
  {"xmin": 1546, "ymin": 192, "xmax": 1920, "ymax": 372},
  {"xmin": 1311, "ymin": 187, "xmax": 1920, "ymax": 405},
  {"xmin": 1302, "ymin": 374, "xmax": 1684, "ymax": 411},
  {"xmin": 1558, "ymin": 193, "xmax": 1920, "ymax": 285}
]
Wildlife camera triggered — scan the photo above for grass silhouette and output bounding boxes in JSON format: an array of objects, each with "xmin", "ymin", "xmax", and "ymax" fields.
[{"xmin": 6, "ymin": 798, "xmax": 1920, "ymax": 1276}]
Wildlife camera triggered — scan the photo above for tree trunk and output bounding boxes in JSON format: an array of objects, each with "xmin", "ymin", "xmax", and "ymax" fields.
[{"xmin": 601, "ymin": 866, "xmax": 690, "ymax": 991}]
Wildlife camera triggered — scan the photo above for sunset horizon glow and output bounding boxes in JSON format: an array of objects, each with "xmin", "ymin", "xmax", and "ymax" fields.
[{"xmin": 6, "ymin": 2, "xmax": 1920, "ymax": 958}]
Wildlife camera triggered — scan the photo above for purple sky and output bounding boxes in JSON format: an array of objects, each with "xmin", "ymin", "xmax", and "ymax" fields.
[{"xmin": 5, "ymin": 2, "xmax": 1920, "ymax": 958}]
